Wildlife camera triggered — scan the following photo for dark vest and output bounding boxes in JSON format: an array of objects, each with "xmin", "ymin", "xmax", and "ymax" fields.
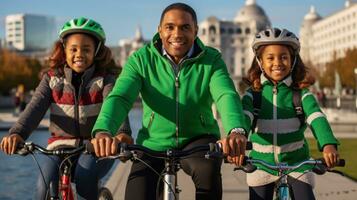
[{"xmin": 47, "ymin": 66, "xmax": 105, "ymax": 139}]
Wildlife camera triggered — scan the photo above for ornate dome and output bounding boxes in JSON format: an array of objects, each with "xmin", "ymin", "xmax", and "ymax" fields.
[
  {"xmin": 234, "ymin": 0, "xmax": 271, "ymax": 29},
  {"xmin": 303, "ymin": 6, "xmax": 321, "ymax": 22}
]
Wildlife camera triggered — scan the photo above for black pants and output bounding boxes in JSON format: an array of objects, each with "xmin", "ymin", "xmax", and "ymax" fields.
[
  {"xmin": 249, "ymin": 176, "xmax": 315, "ymax": 200},
  {"xmin": 124, "ymin": 135, "xmax": 223, "ymax": 200}
]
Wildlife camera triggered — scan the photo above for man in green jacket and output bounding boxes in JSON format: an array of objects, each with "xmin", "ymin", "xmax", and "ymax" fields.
[{"xmin": 91, "ymin": 3, "xmax": 248, "ymax": 200}]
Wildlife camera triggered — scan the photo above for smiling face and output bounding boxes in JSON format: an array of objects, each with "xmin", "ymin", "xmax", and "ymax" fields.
[
  {"xmin": 158, "ymin": 9, "xmax": 198, "ymax": 64},
  {"xmin": 259, "ymin": 45, "xmax": 292, "ymax": 83},
  {"xmin": 64, "ymin": 33, "xmax": 96, "ymax": 73}
]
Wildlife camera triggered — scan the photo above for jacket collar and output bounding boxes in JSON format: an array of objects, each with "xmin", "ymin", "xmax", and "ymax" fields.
[
  {"xmin": 64, "ymin": 65, "xmax": 96, "ymax": 84},
  {"xmin": 261, "ymin": 74, "xmax": 293, "ymax": 87}
]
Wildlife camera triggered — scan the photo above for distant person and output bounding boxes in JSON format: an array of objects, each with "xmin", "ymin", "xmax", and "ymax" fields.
[
  {"xmin": 91, "ymin": 3, "xmax": 248, "ymax": 200},
  {"xmin": 242, "ymin": 28, "xmax": 340, "ymax": 200},
  {"xmin": 0, "ymin": 17, "xmax": 132, "ymax": 200},
  {"xmin": 13, "ymin": 84, "xmax": 26, "ymax": 115}
]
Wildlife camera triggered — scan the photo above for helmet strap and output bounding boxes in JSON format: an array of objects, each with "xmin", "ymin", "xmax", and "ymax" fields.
[
  {"xmin": 94, "ymin": 41, "xmax": 102, "ymax": 57},
  {"xmin": 289, "ymin": 55, "xmax": 297, "ymax": 73},
  {"xmin": 256, "ymin": 56, "xmax": 265, "ymax": 74}
]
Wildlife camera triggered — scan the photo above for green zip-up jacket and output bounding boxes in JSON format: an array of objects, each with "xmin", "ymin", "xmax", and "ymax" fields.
[
  {"xmin": 92, "ymin": 33, "xmax": 248, "ymax": 151},
  {"xmin": 242, "ymin": 75, "xmax": 339, "ymax": 183}
]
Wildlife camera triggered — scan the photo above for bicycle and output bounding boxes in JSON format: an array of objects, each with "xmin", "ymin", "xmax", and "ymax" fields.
[
  {"xmin": 99, "ymin": 142, "xmax": 225, "ymax": 200},
  {"xmin": 15, "ymin": 141, "xmax": 113, "ymax": 200},
  {"xmin": 98, "ymin": 142, "xmax": 252, "ymax": 200},
  {"xmin": 235, "ymin": 157, "xmax": 346, "ymax": 200}
]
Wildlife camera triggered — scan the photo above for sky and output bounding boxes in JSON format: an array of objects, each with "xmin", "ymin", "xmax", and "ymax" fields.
[{"xmin": 0, "ymin": 0, "xmax": 351, "ymax": 46}]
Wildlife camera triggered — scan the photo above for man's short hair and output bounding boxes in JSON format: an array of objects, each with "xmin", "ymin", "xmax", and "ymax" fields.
[{"xmin": 159, "ymin": 3, "xmax": 197, "ymax": 25}]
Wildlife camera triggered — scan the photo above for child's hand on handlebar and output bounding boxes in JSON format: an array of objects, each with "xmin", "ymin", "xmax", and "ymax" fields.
[
  {"xmin": 0, "ymin": 133, "xmax": 24, "ymax": 155},
  {"xmin": 322, "ymin": 144, "xmax": 339, "ymax": 168}
]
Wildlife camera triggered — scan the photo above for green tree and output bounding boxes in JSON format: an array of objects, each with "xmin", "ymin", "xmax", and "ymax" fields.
[
  {"xmin": 0, "ymin": 49, "xmax": 43, "ymax": 94},
  {"xmin": 318, "ymin": 48, "xmax": 357, "ymax": 88}
]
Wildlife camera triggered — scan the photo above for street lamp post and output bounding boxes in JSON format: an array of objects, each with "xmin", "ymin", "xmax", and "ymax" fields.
[{"xmin": 354, "ymin": 68, "xmax": 357, "ymax": 111}]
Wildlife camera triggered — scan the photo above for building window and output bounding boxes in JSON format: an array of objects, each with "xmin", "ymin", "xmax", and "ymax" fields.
[
  {"xmin": 241, "ymin": 48, "xmax": 245, "ymax": 53},
  {"xmin": 202, "ymin": 28, "xmax": 206, "ymax": 35},
  {"xmin": 209, "ymin": 26, "xmax": 216, "ymax": 35},
  {"xmin": 15, "ymin": 21, "xmax": 21, "ymax": 24},
  {"xmin": 211, "ymin": 38, "xmax": 215, "ymax": 43},
  {"xmin": 220, "ymin": 28, "xmax": 226, "ymax": 34},
  {"xmin": 241, "ymin": 58, "xmax": 245, "ymax": 65},
  {"xmin": 245, "ymin": 28, "xmax": 251, "ymax": 34},
  {"xmin": 228, "ymin": 28, "xmax": 234, "ymax": 34},
  {"xmin": 236, "ymin": 28, "xmax": 242, "ymax": 34}
]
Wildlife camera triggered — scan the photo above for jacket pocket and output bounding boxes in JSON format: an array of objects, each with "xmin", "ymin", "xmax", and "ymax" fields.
[{"xmin": 148, "ymin": 112, "xmax": 155, "ymax": 129}]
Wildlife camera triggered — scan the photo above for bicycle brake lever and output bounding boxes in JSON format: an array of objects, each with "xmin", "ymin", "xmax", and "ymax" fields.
[
  {"xmin": 234, "ymin": 163, "xmax": 257, "ymax": 173},
  {"xmin": 312, "ymin": 164, "xmax": 327, "ymax": 175},
  {"xmin": 15, "ymin": 142, "xmax": 32, "ymax": 156}
]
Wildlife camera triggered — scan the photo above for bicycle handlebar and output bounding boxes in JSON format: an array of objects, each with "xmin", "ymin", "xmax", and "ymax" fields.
[
  {"xmin": 235, "ymin": 157, "xmax": 345, "ymax": 174},
  {"xmin": 15, "ymin": 142, "xmax": 91, "ymax": 156},
  {"xmin": 99, "ymin": 141, "xmax": 253, "ymax": 162},
  {"xmin": 99, "ymin": 142, "xmax": 223, "ymax": 162}
]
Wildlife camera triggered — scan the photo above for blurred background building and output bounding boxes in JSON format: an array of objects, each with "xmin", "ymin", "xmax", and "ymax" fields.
[
  {"xmin": 115, "ymin": 26, "xmax": 149, "ymax": 67},
  {"xmin": 5, "ymin": 14, "xmax": 56, "ymax": 52},
  {"xmin": 198, "ymin": 0, "xmax": 271, "ymax": 86},
  {"xmin": 300, "ymin": 0, "xmax": 357, "ymax": 69}
]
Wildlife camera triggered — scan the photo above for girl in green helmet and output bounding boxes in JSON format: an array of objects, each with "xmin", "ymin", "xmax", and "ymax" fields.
[{"xmin": 0, "ymin": 17, "xmax": 133, "ymax": 199}]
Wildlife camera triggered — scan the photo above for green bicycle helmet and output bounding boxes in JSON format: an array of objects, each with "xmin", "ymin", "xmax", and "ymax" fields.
[{"xmin": 59, "ymin": 17, "xmax": 106, "ymax": 44}]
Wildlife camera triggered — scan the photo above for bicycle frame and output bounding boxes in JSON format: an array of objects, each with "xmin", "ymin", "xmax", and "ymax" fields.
[{"xmin": 59, "ymin": 164, "xmax": 75, "ymax": 200}]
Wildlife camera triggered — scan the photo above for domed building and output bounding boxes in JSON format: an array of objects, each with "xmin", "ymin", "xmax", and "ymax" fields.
[
  {"xmin": 116, "ymin": 26, "xmax": 149, "ymax": 67},
  {"xmin": 198, "ymin": 0, "xmax": 271, "ymax": 87},
  {"xmin": 299, "ymin": 0, "xmax": 357, "ymax": 68},
  {"xmin": 299, "ymin": 6, "xmax": 321, "ymax": 65}
]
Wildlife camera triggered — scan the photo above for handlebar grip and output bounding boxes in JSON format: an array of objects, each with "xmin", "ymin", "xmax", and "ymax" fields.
[
  {"xmin": 337, "ymin": 159, "xmax": 345, "ymax": 167},
  {"xmin": 318, "ymin": 158, "xmax": 345, "ymax": 167}
]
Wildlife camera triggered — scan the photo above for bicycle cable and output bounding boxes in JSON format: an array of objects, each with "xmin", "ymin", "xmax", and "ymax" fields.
[
  {"xmin": 29, "ymin": 152, "xmax": 49, "ymax": 191},
  {"xmin": 58, "ymin": 152, "xmax": 80, "ymax": 177}
]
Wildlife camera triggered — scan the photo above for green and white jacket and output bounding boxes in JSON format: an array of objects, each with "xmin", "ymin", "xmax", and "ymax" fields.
[{"xmin": 242, "ymin": 75, "xmax": 339, "ymax": 187}]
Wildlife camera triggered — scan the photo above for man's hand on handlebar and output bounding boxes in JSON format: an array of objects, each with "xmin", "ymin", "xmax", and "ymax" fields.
[
  {"xmin": 91, "ymin": 132, "xmax": 133, "ymax": 157},
  {"xmin": 218, "ymin": 131, "xmax": 247, "ymax": 166}
]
